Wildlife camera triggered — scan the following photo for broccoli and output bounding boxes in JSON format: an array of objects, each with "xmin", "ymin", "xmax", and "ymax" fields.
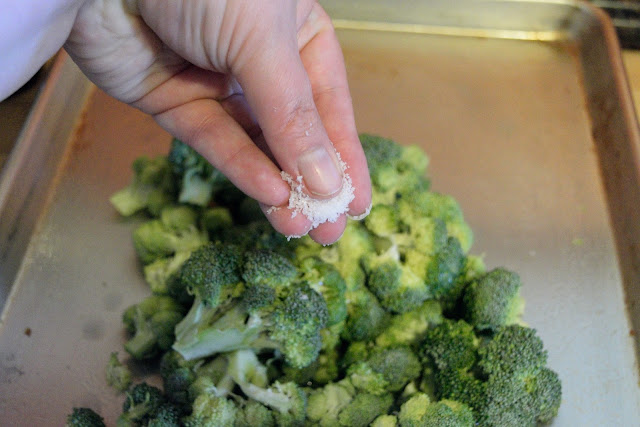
[
  {"xmin": 132, "ymin": 217, "xmax": 208, "ymax": 265},
  {"xmin": 200, "ymin": 206, "xmax": 234, "ymax": 240},
  {"xmin": 297, "ymin": 256, "xmax": 348, "ymax": 326},
  {"xmin": 336, "ymin": 392, "xmax": 394, "ymax": 427},
  {"xmin": 363, "ymin": 246, "xmax": 431, "ymax": 313},
  {"xmin": 159, "ymin": 350, "xmax": 198, "ymax": 406},
  {"xmin": 122, "ymin": 295, "xmax": 185, "ymax": 359},
  {"xmin": 182, "ymin": 394, "xmax": 238, "ymax": 426},
  {"xmin": 346, "ymin": 361, "xmax": 389, "ymax": 395},
  {"xmin": 234, "ymin": 399, "xmax": 276, "ymax": 427},
  {"xmin": 306, "ymin": 379, "xmax": 355, "ymax": 426},
  {"xmin": 399, "ymin": 395, "xmax": 475, "ymax": 427},
  {"xmin": 464, "ymin": 268, "xmax": 525, "ymax": 331},
  {"xmin": 478, "ymin": 325, "xmax": 547, "ymax": 376},
  {"xmin": 421, "ymin": 319, "xmax": 478, "ymax": 371},
  {"xmin": 142, "ymin": 251, "xmax": 193, "ymax": 295},
  {"xmin": 370, "ymin": 414, "xmax": 398, "ymax": 427},
  {"xmin": 117, "ymin": 382, "xmax": 168, "ymax": 426},
  {"xmin": 228, "ymin": 350, "xmax": 307, "ymax": 426},
  {"xmin": 106, "ymin": 352, "xmax": 132, "ymax": 392},
  {"xmin": 66, "ymin": 407, "xmax": 106, "ymax": 427},
  {"xmin": 167, "ymin": 138, "xmax": 232, "ymax": 206},
  {"xmin": 375, "ymin": 300, "xmax": 443, "ymax": 348},
  {"xmin": 342, "ymin": 286, "xmax": 389, "ymax": 342},
  {"xmin": 172, "ymin": 246, "xmax": 329, "ymax": 367},
  {"xmin": 110, "ymin": 155, "xmax": 176, "ymax": 217},
  {"xmin": 365, "ymin": 346, "xmax": 422, "ymax": 392}
]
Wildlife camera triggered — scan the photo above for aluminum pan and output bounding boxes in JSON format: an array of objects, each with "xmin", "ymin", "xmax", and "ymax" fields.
[{"xmin": 1, "ymin": 0, "xmax": 639, "ymax": 425}]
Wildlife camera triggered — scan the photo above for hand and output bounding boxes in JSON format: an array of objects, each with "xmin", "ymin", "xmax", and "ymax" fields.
[{"xmin": 64, "ymin": 0, "xmax": 372, "ymax": 244}]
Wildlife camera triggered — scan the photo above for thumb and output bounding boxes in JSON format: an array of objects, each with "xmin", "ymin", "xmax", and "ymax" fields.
[{"xmin": 233, "ymin": 22, "xmax": 344, "ymax": 200}]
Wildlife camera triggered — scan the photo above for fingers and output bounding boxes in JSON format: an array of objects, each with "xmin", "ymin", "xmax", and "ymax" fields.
[
  {"xmin": 298, "ymin": 4, "xmax": 372, "ymax": 217},
  {"xmin": 232, "ymin": 7, "xmax": 345, "ymax": 201},
  {"xmin": 152, "ymin": 98, "xmax": 291, "ymax": 208}
]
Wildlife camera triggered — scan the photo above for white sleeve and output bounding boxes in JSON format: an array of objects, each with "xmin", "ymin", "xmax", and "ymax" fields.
[{"xmin": 0, "ymin": 0, "xmax": 85, "ymax": 101}]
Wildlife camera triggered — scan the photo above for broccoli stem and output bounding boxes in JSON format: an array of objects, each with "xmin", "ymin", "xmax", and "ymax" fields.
[{"xmin": 173, "ymin": 303, "xmax": 263, "ymax": 360}]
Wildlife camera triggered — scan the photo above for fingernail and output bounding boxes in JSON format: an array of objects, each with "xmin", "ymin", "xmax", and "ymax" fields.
[{"xmin": 298, "ymin": 147, "xmax": 343, "ymax": 197}]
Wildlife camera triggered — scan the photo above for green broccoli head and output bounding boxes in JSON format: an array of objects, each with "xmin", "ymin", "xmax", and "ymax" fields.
[
  {"xmin": 105, "ymin": 352, "xmax": 132, "ymax": 393},
  {"xmin": 363, "ymin": 249, "xmax": 431, "ymax": 314},
  {"xmin": 297, "ymin": 256, "xmax": 348, "ymax": 326},
  {"xmin": 337, "ymin": 391, "xmax": 394, "ymax": 427},
  {"xmin": 118, "ymin": 382, "xmax": 168, "ymax": 426},
  {"xmin": 375, "ymin": 300, "xmax": 443, "ymax": 348},
  {"xmin": 110, "ymin": 155, "xmax": 176, "ymax": 217},
  {"xmin": 365, "ymin": 346, "xmax": 422, "ymax": 392},
  {"xmin": 143, "ymin": 250, "xmax": 193, "ymax": 295},
  {"xmin": 421, "ymin": 319, "xmax": 478, "ymax": 371},
  {"xmin": 346, "ymin": 361, "xmax": 390, "ymax": 396},
  {"xmin": 159, "ymin": 351, "xmax": 198, "ymax": 406},
  {"xmin": 421, "ymin": 399, "xmax": 475, "ymax": 427},
  {"xmin": 234, "ymin": 399, "xmax": 276, "ymax": 427},
  {"xmin": 242, "ymin": 249, "xmax": 298, "ymax": 289},
  {"xmin": 269, "ymin": 282, "xmax": 329, "ymax": 368},
  {"xmin": 398, "ymin": 392, "xmax": 432, "ymax": 427},
  {"xmin": 370, "ymin": 414, "xmax": 398, "ymax": 427},
  {"xmin": 464, "ymin": 268, "xmax": 525, "ymax": 331},
  {"xmin": 364, "ymin": 204, "xmax": 399, "ymax": 237},
  {"xmin": 306, "ymin": 380, "xmax": 356, "ymax": 426},
  {"xmin": 434, "ymin": 368, "xmax": 487, "ymax": 412},
  {"xmin": 66, "ymin": 407, "xmax": 106, "ymax": 427},
  {"xmin": 132, "ymin": 218, "xmax": 208, "ymax": 265},
  {"xmin": 182, "ymin": 394, "xmax": 238, "ymax": 427},
  {"xmin": 529, "ymin": 367, "xmax": 562, "ymax": 423},
  {"xmin": 342, "ymin": 286, "xmax": 389, "ymax": 342},
  {"xmin": 425, "ymin": 237, "xmax": 466, "ymax": 299},
  {"xmin": 478, "ymin": 325, "xmax": 548, "ymax": 376},
  {"xmin": 176, "ymin": 242, "xmax": 243, "ymax": 306},
  {"xmin": 122, "ymin": 295, "xmax": 185, "ymax": 359}
]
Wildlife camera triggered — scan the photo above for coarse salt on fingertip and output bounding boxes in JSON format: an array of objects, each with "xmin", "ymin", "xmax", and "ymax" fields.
[{"xmin": 280, "ymin": 152, "xmax": 355, "ymax": 231}]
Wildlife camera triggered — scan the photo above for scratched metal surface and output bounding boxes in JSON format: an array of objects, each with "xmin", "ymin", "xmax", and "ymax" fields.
[{"xmin": 1, "ymin": 1, "xmax": 639, "ymax": 425}]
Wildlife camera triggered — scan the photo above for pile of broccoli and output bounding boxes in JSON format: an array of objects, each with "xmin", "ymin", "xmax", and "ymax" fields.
[{"xmin": 68, "ymin": 135, "xmax": 561, "ymax": 427}]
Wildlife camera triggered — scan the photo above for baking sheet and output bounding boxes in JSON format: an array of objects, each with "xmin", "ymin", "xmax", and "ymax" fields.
[{"xmin": 1, "ymin": 0, "xmax": 640, "ymax": 425}]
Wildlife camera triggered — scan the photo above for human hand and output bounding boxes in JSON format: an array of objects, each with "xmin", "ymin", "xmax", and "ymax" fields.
[{"xmin": 64, "ymin": 0, "xmax": 371, "ymax": 244}]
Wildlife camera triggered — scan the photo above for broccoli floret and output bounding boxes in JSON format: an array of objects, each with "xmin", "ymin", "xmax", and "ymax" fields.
[
  {"xmin": 464, "ymin": 268, "xmax": 525, "ymax": 331},
  {"xmin": 110, "ymin": 155, "xmax": 176, "ymax": 217},
  {"xmin": 478, "ymin": 325, "xmax": 547, "ymax": 376},
  {"xmin": 117, "ymin": 382, "xmax": 167, "ymax": 426},
  {"xmin": 364, "ymin": 247, "xmax": 431, "ymax": 313},
  {"xmin": 228, "ymin": 350, "xmax": 307, "ymax": 426},
  {"xmin": 365, "ymin": 346, "xmax": 422, "ymax": 392},
  {"xmin": 132, "ymin": 219, "xmax": 208, "ymax": 265},
  {"xmin": 66, "ymin": 408, "xmax": 106, "ymax": 427},
  {"xmin": 425, "ymin": 237, "xmax": 466, "ymax": 299},
  {"xmin": 421, "ymin": 399, "xmax": 475, "ymax": 427},
  {"xmin": 173, "ymin": 247, "xmax": 328, "ymax": 367},
  {"xmin": 201, "ymin": 206, "xmax": 234, "ymax": 240},
  {"xmin": 375, "ymin": 300, "xmax": 443, "ymax": 348},
  {"xmin": 370, "ymin": 414, "xmax": 398, "ymax": 427},
  {"xmin": 342, "ymin": 286, "xmax": 389, "ymax": 342},
  {"xmin": 297, "ymin": 256, "xmax": 348, "ymax": 326},
  {"xmin": 421, "ymin": 319, "xmax": 478, "ymax": 371},
  {"xmin": 306, "ymin": 380, "xmax": 355, "ymax": 426},
  {"xmin": 122, "ymin": 295, "xmax": 185, "ymax": 359},
  {"xmin": 174, "ymin": 242, "xmax": 243, "ymax": 306},
  {"xmin": 182, "ymin": 394, "xmax": 238, "ymax": 427},
  {"xmin": 476, "ymin": 372, "xmax": 537, "ymax": 427},
  {"xmin": 434, "ymin": 368, "xmax": 486, "ymax": 412},
  {"xmin": 337, "ymin": 392, "xmax": 394, "ymax": 427},
  {"xmin": 188, "ymin": 355, "xmax": 237, "ymax": 401},
  {"xmin": 146, "ymin": 403, "xmax": 182, "ymax": 427},
  {"xmin": 529, "ymin": 367, "xmax": 562, "ymax": 423},
  {"xmin": 159, "ymin": 350, "xmax": 198, "ymax": 406},
  {"xmin": 341, "ymin": 341, "xmax": 370, "ymax": 370},
  {"xmin": 234, "ymin": 399, "xmax": 276, "ymax": 427},
  {"xmin": 242, "ymin": 249, "xmax": 298, "ymax": 289},
  {"xmin": 398, "ymin": 392, "xmax": 432, "ymax": 426},
  {"xmin": 106, "ymin": 352, "xmax": 132, "ymax": 392},
  {"xmin": 167, "ymin": 138, "xmax": 232, "ymax": 206},
  {"xmin": 364, "ymin": 204, "xmax": 399, "ymax": 237},
  {"xmin": 143, "ymin": 251, "xmax": 193, "ymax": 295},
  {"xmin": 346, "ymin": 362, "xmax": 389, "ymax": 395}
]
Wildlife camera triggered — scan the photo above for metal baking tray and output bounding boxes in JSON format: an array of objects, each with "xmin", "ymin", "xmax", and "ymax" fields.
[{"xmin": 1, "ymin": 0, "xmax": 639, "ymax": 424}]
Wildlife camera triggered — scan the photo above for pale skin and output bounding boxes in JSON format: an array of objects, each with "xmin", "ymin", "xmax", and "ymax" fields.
[{"xmin": 1, "ymin": 0, "xmax": 372, "ymax": 244}]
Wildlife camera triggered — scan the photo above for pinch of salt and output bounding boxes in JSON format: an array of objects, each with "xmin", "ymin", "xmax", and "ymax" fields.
[{"xmin": 280, "ymin": 152, "xmax": 355, "ymax": 231}]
